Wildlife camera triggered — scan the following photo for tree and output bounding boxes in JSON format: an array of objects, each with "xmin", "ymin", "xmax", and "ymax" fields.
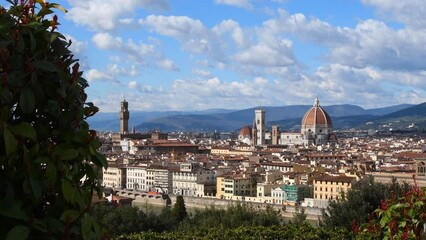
[
  {"xmin": 321, "ymin": 176, "xmax": 410, "ymax": 232},
  {"xmin": 0, "ymin": 1, "xmax": 107, "ymax": 239},
  {"xmin": 297, "ymin": 185, "xmax": 313, "ymax": 203},
  {"xmin": 172, "ymin": 195, "xmax": 188, "ymax": 222},
  {"xmin": 292, "ymin": 206, "xmax": 307, "ymax": 225},
  {"xmin": 92, "ymin": 204, "xmax": 147, "ymax": 237},
  {"xmin": 356, "ymin": 176, "xmax": 426, "ymax": 239}
]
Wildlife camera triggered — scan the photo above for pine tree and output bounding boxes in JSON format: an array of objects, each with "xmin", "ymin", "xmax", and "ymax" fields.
[{"xmin": 172, "ymin": 195, "xmax": 187, "ymax": 222}]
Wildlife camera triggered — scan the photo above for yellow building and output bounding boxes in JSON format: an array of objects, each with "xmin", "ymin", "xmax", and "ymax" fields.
[
  {"xmin": 102, "ymin": 164, "xmax": 126, "ymax": 189},
  {"xmin": 313, "ymin": 174, "xmax": 356, "ymax": 201},
  {"xmin": 216, "ymin": 173, "xmax": 257, "ymax": 199}
]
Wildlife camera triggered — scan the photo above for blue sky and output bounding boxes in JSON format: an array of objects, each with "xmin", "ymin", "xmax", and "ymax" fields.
[{"xmin": 48, "ymin": 0, "xmax": 426, "ymax": 112}]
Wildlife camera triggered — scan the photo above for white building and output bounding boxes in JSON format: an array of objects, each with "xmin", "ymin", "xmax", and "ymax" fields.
[
  {"xmin": 172, "ymin": 162, "xmax": 216, "ymax": 197},
  {"xmin": 271, "ymin": 186, "xmax": 287, "ymax": 204},
  {"xmin": 126, "ymin": 166, "xmax": 147, "ymax": 191},
  {"xmin": 146, "ymin": 166, "xmax": 173, "ymax": 194}
]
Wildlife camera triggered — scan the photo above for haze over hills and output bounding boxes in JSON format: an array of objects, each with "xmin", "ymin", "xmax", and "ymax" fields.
[
  {"xmin": 88, "ymin": 108, "xmax": 236, "ymax": 131},
  {"xmin": 87, "ymin": 103, "xmax": 426, "ymax": 132}
]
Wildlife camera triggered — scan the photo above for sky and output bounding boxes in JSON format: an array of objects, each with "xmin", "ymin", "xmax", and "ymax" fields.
[{"xmin": 48, "ymin": 0, "xmax": 426, "ymax": 112}]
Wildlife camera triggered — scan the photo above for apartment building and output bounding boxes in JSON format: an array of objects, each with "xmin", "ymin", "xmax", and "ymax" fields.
[
  {"xmin": 102, "ymin": 164, "xmax": 126, "ymax": 189},
  {"xmin": 172, "ymin": 162, "xmax": 216, "ymax": 197},
  {"xmin": 313, "ymin": 174, "xmax": 356, "ymax": 201},
  {"xmin": 126, "ymin": 166, "xmax": 147, "ymax": 191},
  {"xmin": 216, "ymin": 173, "xmax": 257, "ymax": 199}
]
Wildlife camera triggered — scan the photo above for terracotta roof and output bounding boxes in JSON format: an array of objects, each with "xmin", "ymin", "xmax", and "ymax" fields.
[
  {"xmin": 313, "ymin": 174, "xmax": 356, "ymax": 183},
  {"xmin": 239, "ymin": 125, "xmax": 252, "ymax": 137},
  {"xmin": 301, "ymin": 97, "xmax": 332, "ymax": 127}
]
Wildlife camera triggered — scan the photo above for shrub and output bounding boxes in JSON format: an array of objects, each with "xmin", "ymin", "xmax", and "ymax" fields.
[{"xmin": 0, "ymin": 1, "xmax": 107, "ymax": 239}]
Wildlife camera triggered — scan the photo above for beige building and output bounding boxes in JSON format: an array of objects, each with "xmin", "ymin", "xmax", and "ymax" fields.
[
  {"xmin": 313, "ymin": 174, "xmax": 356, "ymax": 201},
  {"xmin": 210, "ymin": 147, "xmax": 253, "ymax": 156},
  {"xmin": 216, "ymin": 173, "xmax": 257, "ymax": 199},
  {"xmin": 102, "ymin": 164, "xmax": 126, "ymax": 189}
]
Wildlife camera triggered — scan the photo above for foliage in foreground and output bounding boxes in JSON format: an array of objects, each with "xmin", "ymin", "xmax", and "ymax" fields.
[
  {"xmin": 322, "ymin": 176, "xmax": 410, "ymax": 231},
  {"xmin": 91, "ymin": 204, "xmax": 178, "ymax": 238},
  {"xmin": 0, "ymin": 1, "xmax": 106, "ymax": 239},
  {"xmin": 92, "ymin": 202, "xmax": 285, "ymax": 237},
  {"xmin": 178, "ymin": 203, "xmax": 284, "ymax": 232},
  {"xmin": 355, "ymin": 176, "xmax": 426, "ymax": 239},
  {"xmin": 117, "ymin": 224, "xmax": 350, "ymax": 240}
]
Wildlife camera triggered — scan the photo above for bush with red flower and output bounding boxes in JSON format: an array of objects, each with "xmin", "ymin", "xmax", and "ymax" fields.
[{"xmin": 356, "ymin": 175, "xmax": 426, "ymax": 240}]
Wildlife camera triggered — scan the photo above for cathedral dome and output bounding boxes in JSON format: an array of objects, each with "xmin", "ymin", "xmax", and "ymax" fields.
[
  {"xmin": 301, "ymin": 97, "xmax": 332, "ymax": 128},
  {"xmin": 239, "ymin": 125, "xmax": 252, "ymax": 138}
]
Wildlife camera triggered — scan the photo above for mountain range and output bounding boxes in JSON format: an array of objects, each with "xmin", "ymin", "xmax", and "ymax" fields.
[{"xmin": 88, "ymin": 102, "xmax": 426, "ymax": 132}]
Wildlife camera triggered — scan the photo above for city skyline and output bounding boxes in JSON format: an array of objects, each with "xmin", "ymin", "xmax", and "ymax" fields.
[{"xmin": 52, "ymin": 0, "xmax": 426, "ymax": 112}]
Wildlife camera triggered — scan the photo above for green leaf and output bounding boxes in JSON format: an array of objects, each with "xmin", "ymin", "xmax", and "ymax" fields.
[
  {"xmin": 6, "ymin": 225, "xmax": 29, "ymax": 240},
  {"xmin": 30, "ymin": 177, "xmax": 42, "ymax": 201},
  {"xmin": 94, "ymin": 152, "xmax": 108, "ymax": 168},
  {"xmin": 19, "ymin": 88, "xmax": 36, "ymax": 114},
  {"xmin": 380, "ymin": 214, "xmax": 389, "ymax": 227},
  {"xmin": 24, "ymin": 21, "xmax": 43, "ymax": 29},
  {"xmin": 4, "ymin": 128, "xmax": 18, "ymax": 157},
  {"xmin": 49, "ymin": 32, "xmax": 59, "ymax": 43},
  {"xmin": 10, "ymin": 122, "xmax": 37, "ymax": 140},
  {"xmin": 81, "ymin": 214, "xmax": 99, "ymax": 240},
  {"xmin": 59, "ymin": 149, "xmax": 78, "ymax": 161},
  {"xmin": 29, "ymin": 30, "xmax": 36, "ymax": 52},
  {"xmin": 33, "ymin": 60, "xmax": 57, "ymax": 72},
  {"xmin": 62, "ymin": 179, "xmax": 74, "ymax": 203},
  {"xmin": 60, "ymin": 210, "xmax": 80, "ymax": 223},
  {"xmin": 0, "ymin": 202, "xmax": 28, "ymax": 220},
  {"xmin": 46, "ymin": 163, "xmax": 57, "ymax": 183}
]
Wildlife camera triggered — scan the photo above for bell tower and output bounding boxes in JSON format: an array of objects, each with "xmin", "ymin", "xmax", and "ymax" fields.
[{"xmin": 120, "ymin": 99, "xmax": 129, "ymax": 134}]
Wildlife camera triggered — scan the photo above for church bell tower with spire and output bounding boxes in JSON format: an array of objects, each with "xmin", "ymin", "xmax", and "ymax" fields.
[{"xmin": 120, "ymin": 99, "xmax": 129, "ymax": 134}]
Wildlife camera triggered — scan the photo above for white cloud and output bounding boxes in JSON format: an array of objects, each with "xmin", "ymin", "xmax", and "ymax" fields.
[
  {"xmin": 141, "ymin": 15, "xmax": 207, "ymax": 39},
  {"xmin": 261, "ymin": 10, "xmax": 426, "ymax": 72},
  {"xmin": 85, "ymin": 64, "xmax": 140, "ymax": 84},
  {"xmin": 192, "ymin": 69, "xmax": 213, "ymax": 78},
  {"xmin": 91, "ymin": 33, "xmax": 177, "ymax": 71},
  {"xmin": 362, "ymin": 0, "xmax": 426, "ymax": 29},
  {"xmin": 141, "ymin": 15, "xmax": 229, "ymax": 62},
  {"xmin": 119, "ymin": 18, "xmax": 135, "ymax": 25},
  {"xmin": 156, "ymin": 59, "xmax": 179, "ymax": 71},
  {"xmin": 86, "ymin": 69, "xmax": 117, "ymax": 83},
  {"xmin": 66, "ymin": 0, "xmax": 170, "ymax": 31},
  {"xmin": 214, "ymin": 0, "xmax": 253, "ymax": 10},
  {"xmin": 213, "ymin": 19, "xmax": 249, "ymax": 48},
  {"xmin": 92, "ymin": 33, "xmax": 122, "ymax": 49},
  {"xmin": 128, "ymin": 81, "xmax": 139, "ymax": 89},
  {"xmin": 233, "ymin": 40, "xmax": 295, "ymax": 67}
]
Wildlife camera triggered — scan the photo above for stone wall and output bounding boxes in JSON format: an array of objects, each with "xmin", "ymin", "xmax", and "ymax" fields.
[{"xmin": 168, "ymin": 195, "xmax": 323, "ymax": 221}]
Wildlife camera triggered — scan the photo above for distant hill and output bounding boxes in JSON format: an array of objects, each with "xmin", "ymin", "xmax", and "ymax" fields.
[
  {"xmin": 356, "ymin": 102, "xmax": 426, "ymax": 130},
  {"xmin": 87, "ymin": 103, "xmax": 421, "ymax": 132},
  {"xmin": 365, "ymin": 104, "xmax": 414, "ymax": 116},
  {"xmin": 88, "ymin": 108, "xmax": 236, "ymax": 131},
  {"xmin": 134, "ymin": 104, "xmax": 415, "ymax": 132}
]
